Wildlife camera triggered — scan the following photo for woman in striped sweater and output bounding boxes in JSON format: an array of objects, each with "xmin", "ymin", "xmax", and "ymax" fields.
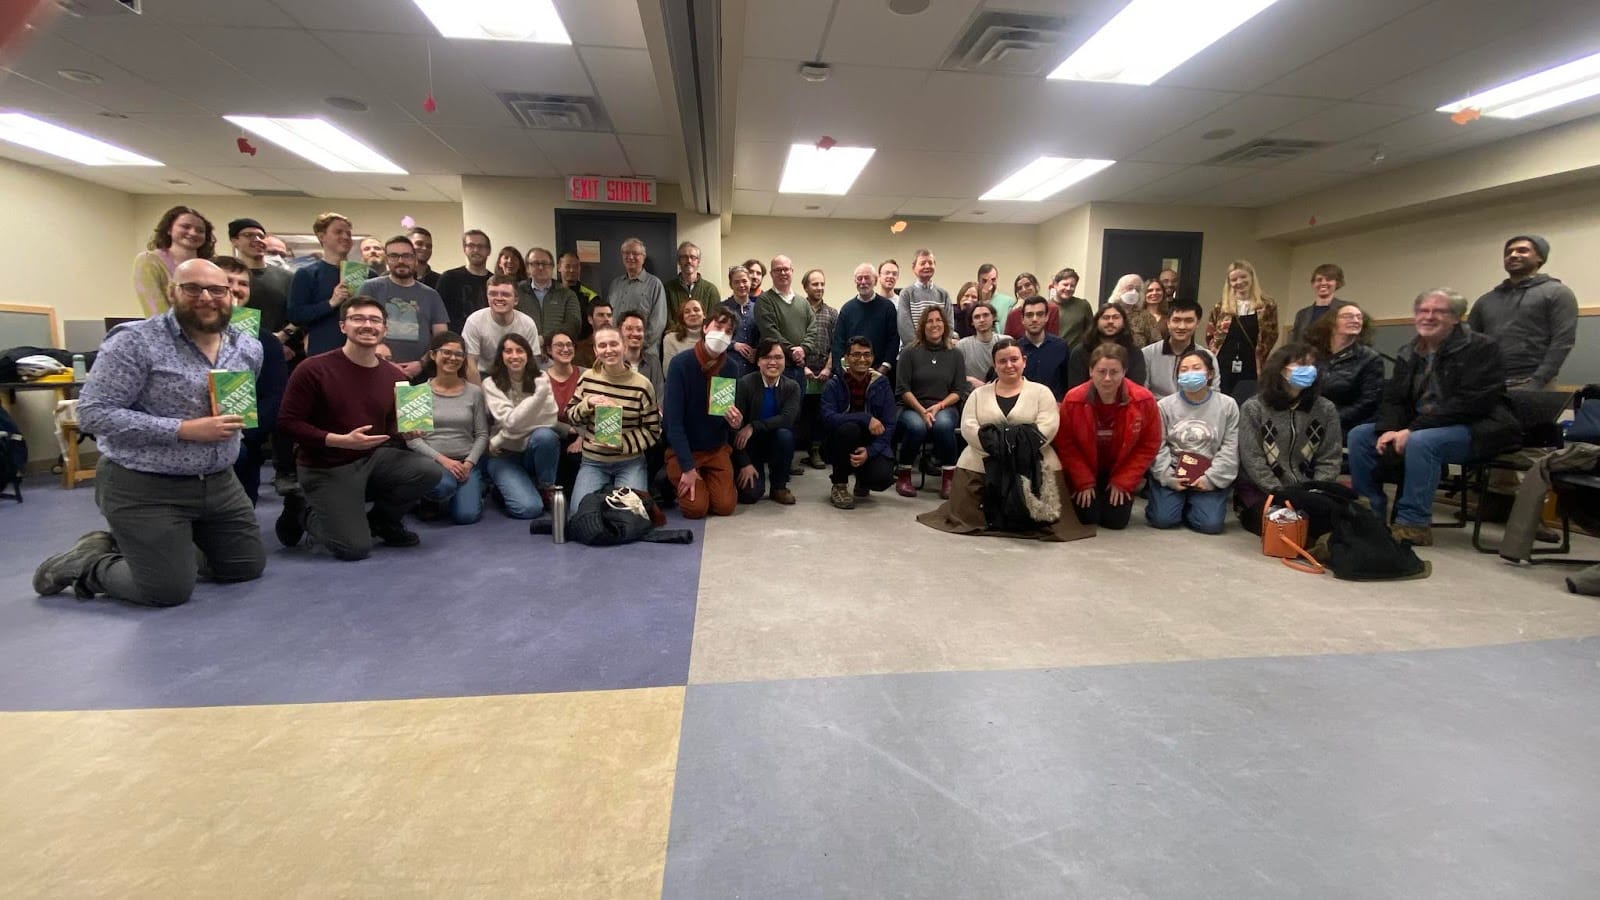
[{"xmin": 564, "ymin": 325, "xmax": 663, "ymax": 516}]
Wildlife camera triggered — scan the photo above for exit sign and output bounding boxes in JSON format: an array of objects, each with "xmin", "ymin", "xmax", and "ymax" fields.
[{"xmin": 566, "ymin": 175, "xmax": 657, "ymax": 206}]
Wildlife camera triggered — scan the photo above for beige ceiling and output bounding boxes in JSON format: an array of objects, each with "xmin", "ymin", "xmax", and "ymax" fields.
[
  {"xmin": 0, "ymin": 0, "xmax": 681, "ymax": 201},
  {"xmin": 733, "ymin": 0, "xmax": 1600, "ymax": 222}
]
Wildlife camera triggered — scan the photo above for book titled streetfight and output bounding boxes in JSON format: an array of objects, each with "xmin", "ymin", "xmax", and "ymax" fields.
[
  {"xmin": 208, "ymin": 370, "xmax": 257, "ymax": 428},
  {"xmin": 230, "ymin": 306, "xmax": 261, "ymax": 338},
  {"xmin": 707, "ymin": 376, "xmax": 736, "ymax": 416},
  {"xmin": 395, "ymin": 381, "xmax": 435, "ymax": 432}
]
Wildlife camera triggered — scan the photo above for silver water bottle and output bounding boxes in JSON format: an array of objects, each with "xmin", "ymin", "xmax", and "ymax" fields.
[{"xmin": 550, "ymin": 486, "xmax": 567, "ymax": 543}]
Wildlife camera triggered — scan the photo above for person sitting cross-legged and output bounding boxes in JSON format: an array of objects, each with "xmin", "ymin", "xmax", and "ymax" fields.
[
  {"xmin": 481, "ymin": 333, "xmax": 560, "ymax": 519},
  {"xmin": 1348, "ymin": 288, "xmax": 1518, "ymax": 546},
  {"xmin": 732, "ymin": 338, "xmax": 801, "ymax": 505},
  {"xmin": 565, "ymin": 325, "xmax": 661, "ymax": 515},
  {"xmin": 662, "ymin": 308, "xmax": 743, "ymax": 519},
  {"xmin": 275, "ymin": 295, "xmax": 440, "ymax": 559},
  {"xmin": 1056, "ymin": 344, "xmax": 1163, "ymax": 530},
  {"xmin": 1233, "ymin": 342, "xmax": 1344, "ymax": 533},
  {"xmin": 822, "ymin": 336, "xmax": 898, "ymax": 509},
  {"xmin": 1146, "ymin": 347, "xmax": 1240, "ymax": 534},
  {"xmin": 407, "ymin": 331, "xmax": 489, "ymax": 525}
]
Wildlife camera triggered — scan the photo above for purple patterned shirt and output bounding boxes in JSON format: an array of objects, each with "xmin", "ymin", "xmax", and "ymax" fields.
[{"xmin": 77, "ymin": 311, "xmax": 263, "ymax": 475}]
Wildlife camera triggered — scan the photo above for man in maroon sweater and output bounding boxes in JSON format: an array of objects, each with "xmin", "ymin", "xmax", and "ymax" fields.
[{"xmin": 275, "ymin": 296, "xmax": 438, "ymax": 559}]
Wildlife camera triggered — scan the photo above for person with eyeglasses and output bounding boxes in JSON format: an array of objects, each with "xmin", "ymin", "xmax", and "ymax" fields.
[
  {"xmin": 212, "ymin": 255, "xmax": 288, "ymax": 507},
  {"xmin": 516, "ymin": 246, "xmax": 582, "ymax": 342},
  {"xmin": 436, "ymin": 229, "xmax": 494, "ymax": 334},
  {"xmin": 731, "ymin": 338, "xmax": 802, "ymax": 505},
  {"xmin": 357, "ymin": 235, "xmax": 449, "ymax": 379},
  {"xmin": 275, "ymin": 296, "xmax": 440, "ymax": 559},
  {"xmin": 227, "ymin": 217, "xmax": 291, "ymax": 339},
  {"xmin": 463, "ymin": 274, "xmax": 541, "ymax": 383},
  {"xmin": 607, "ymin": 236, "xmax": 668, "ymax": 368},
  {"xmin": 34, "ymin": 259, "xmax": 266, "ymax": 606},
  {"xmin": 666, "ymin": 240, "xmax": 721, "ymax": 327},
  {"xmin": 821, "ymin": 337, "xmax": 898, "ymax": 509},
  {"xmin": 408, "ymin": 332, "xmax": 489, "ymax": 525},
  {"xmin": 755, "ymin": 254, "xmax": 821, "ymax": 391}
]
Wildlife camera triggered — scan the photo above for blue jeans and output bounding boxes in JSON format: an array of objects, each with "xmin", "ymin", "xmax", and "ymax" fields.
[
  {"xmin": 738, "ymin": 427, "xmax": 796, "ymax": 503},
  {"xmin": 896, "ymin": 407, "xmax": 961, "ymax": 466},
  {"xmin": 1347, "ymin": 422, "xmax": 1473, "ymax": 526},
  {"xmin": 484, "ymin": 427, "xmax": 561, "ymax": 519},
  {"xmin": 1145, "ymin": 477, "xmax": 1230, "ymax": 534},
  {"xmin": 425, "ymin": 463, "xmax": 485, "ymax": 524},
  {"xmin": 570, "ymin": 456, "xmax": 649, "ymax": 521}
]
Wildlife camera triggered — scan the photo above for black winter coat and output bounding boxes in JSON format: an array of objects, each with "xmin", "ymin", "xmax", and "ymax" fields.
[
  {"xmin": 1319, "ymin": 341, "xmax": 1384, "ymax": 435},
  {"xmin": 978, "ymin": 422, "xmax": 1049, "ymax": 531},
  {"xmin": 1375, "ymin": 325, "xmax": 1519, "ymax": 458}
]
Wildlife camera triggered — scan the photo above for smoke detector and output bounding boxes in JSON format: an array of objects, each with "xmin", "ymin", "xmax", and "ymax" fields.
[{"xmin": 799, "ymin": 62, "xmax": 831, "ymax": 83}]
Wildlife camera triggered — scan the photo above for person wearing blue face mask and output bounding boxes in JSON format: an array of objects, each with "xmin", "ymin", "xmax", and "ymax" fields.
[
  {"xmin": 1234, "ymin": 342, "xmax": 1344, "ymax": 534},
  {"xmin": 1147, "ymin": 348, "xmax": 1240, "ymax": 533}
]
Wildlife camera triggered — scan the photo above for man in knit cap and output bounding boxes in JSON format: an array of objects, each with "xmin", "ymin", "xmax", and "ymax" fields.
[{"xmin": 1468, "ymin": 234, "xmax": 1578, "ymax": 390}]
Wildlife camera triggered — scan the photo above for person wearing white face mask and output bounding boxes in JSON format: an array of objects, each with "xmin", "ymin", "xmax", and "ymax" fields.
[
  {"xmin": 1147, "ymin": 348, "xmax": 1240, "ymax": 534},
  {"xmin": 661, "ymin": 308, "xmax": 745, "ymax": 519},
  {"xmin": 1233, "ymin": 342, "xmax": 1344, "ymax": 534}
]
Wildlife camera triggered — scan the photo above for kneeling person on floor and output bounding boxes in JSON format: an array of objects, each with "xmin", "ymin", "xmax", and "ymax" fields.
[
  {"xmin": 34, "ymin": 259, "xmax": 266, "ymax": 606},
  {"xmin": 821, "ymin": 336, "xmax": 898, "ymax": 509},
  {"xmin": 732, "ymin": 338, "xmax": 801, "ymax": 505},
  {"xmin": 275, "ymin": 295, "xmax": 439, "ymax": 559},
  {"xmin": 663, "ymin": 307, "xmax": 743, "ymax": 518}
]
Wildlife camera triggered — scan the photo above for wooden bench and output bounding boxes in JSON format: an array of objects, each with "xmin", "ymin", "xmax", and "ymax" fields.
[{"xmin": 59, "ymin": 421, "xmax": 95, "ymax": 489}]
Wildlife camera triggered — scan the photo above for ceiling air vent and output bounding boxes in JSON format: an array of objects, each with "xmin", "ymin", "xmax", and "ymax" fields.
[
  {"xmin": 243, "ymin": 188, "xmax": 313, "ymax": 198},
  {"xmin": 940, "ymin": 12, "xmax": 1074, "ymax": 76},
  {"xmin": 1205, "ymin": 138, "xmax": 1329, "ymax": 166},
  {"xmin": 497, "ymin": 92, "xmax": 612, "ymax": 132}
]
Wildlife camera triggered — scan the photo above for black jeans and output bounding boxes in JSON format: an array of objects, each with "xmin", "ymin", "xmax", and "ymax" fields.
[
  {"xmin": 1071, "ymin": 474, "xmax": 1134, "ymax": 530},
  {"xmin": 826, "ymin": 421, "xmax": 895, "ymax": 490},
  {"xmin": 298, "ymin": 447, "xmax": 438, "ymax": 560}
]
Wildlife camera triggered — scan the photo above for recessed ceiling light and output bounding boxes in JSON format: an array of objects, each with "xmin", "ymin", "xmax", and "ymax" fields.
[
  {"xmin": 1437, "ymin": 50, "xmax": 1600, "ymax": 119},
  {"xmin": 57, "ymin": 69, "xmax": 103, "ymax": 84},
  {"xmin": 1048, "ymin": 0, "xmax": 1282, "ymax": 85},
  {"xmin": 888, "ymin": 0, "xmax": 931, "ymax": 15},
  {"xmin": 0, "ymin": 113, "xmax": 162, "ymax": 166},
  {"xmin": 223, "ymin": 116, "xmax": 406, "ymax": 174},
  {"xmin": 980, "ymin": 156, "xmax": 1115, "ymax": 202},
  {"xmin": 325, "ymin": 96, "xmax": 370, "ymax": 112},
  {"xmin": 778, "ymin": 143, "xmax": 875, "ymax": 195},
  {"xmin": 411, "ymin": 0, "xmax": 571, "ymax": 44}
]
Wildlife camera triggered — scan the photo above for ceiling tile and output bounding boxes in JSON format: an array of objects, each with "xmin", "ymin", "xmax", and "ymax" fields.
[
  {"xmin": 429, "ymin": 127, "xmax": 554, "ymax": 177},
  {"xmin": 1183, "ymin": 169, "xmax": 1355, "ymax": 208},
  {"xmin": 820, "ymin": 0, "xmax": 985, "ymax": 70},
  {"xmin": 1126, "ymin": 95, "xmax": 1336, "ymax": 165},
  {"xmin": 770, "ymin": 195, "xmax": 838, "ymax": 217},
  {"xmin": 267, "ymin": 0, "xmax": 435, "ymax": 34},
  {"xmin": 528, "ymin": 131, "xmax": 628, "ymax": 175},
  {"xmin": 850, "ymin": 149, "xmax": 997, "ymax": 199},
  {"xmin": 743, "ymin": 0, "xmax": 833, "ymax": 63},
  {"xmin": 735, "ymin": 59, "xmax": 930, "ymax": 147},
  {"xmin": 1022, "ymin": 80, "xmax": 1239, "ymax": 161},
  {"xmin": 733, "ymin": 140, "xmax": 786, "ymax": 193},
  {"xmin": 579, "ymin": 47, "xmax": 669, "ymax": 136},
  {"xmin": 1269, "ymin": 101, "xmax": 1418, "ymax": 144},
  {"xmin": 182, "ymin": 167, "xmax": 301, "ymax": 191},
  {"xmin": 617, "ymin": 134, "xmax": 680, "ymax": 179},
  {"xmin": 555, "ymin": 0, "xmax": 647, "ymax": 49},
  {"xmin": 13, "ymin": 33, "xmax": 214, "ymax": 115},
  {"xmin": 1113, "ymin": 165, "xmax": 1250, "ymax": 203},
  {"xmin": 733, "ymin": 189, "xmax": 775, "ymax": 216},
  {"xmin": 894, "ymin": 198, "xmax": 962, "ymax": 217},
  {"xmin": 457, "ymin": 42, "xmax": 593, "ymax": 95},
  {"xmin": 831, "ymin": 195, "xmax": 904, "ymax": 220}
]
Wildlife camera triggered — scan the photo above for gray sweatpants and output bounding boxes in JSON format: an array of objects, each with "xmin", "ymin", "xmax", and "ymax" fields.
[
  {"xmin": 297, "ymin": 447, "xmax": 438, "ymax": 560},
  {"xmin": 90, "ymin": 460, "xmax": 265, "ymax": 607}
]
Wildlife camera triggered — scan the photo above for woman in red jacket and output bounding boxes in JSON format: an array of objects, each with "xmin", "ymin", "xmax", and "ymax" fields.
[{"xmin": 1054, "ymin": 344, "xmax": 1163, "ymax": 529}]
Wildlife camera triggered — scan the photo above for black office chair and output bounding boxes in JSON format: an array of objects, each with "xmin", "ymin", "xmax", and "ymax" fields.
[{"xmin": 1467, "ymin": 389, "xmax": 1573, "ymax": 554}]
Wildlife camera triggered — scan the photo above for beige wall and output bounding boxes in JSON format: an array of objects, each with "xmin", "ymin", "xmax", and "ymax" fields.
[
  {"xmin": 721, "ymin": 216, "xmax": 1037, "ymax": 302},
  {"xmin": 1082, "ymin": 203, "xmax": 1293, "ymax": 310},
  {"xmin": 127, "ymin": 195, "xmax": 465, "ymax": 271},
  {"xmin": 1286, "ymin": 178, "xmax": 1600, "ymax": 320},
  {"xmin": 461, "ymin": 176, "xmax": 723, "ymax": 285},
  {"xmin": 1035, "ymin": 204, "xmax": 1090, "ymax": 286}
]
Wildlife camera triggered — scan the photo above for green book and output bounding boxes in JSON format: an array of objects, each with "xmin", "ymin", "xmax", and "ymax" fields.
[
  {"xmin": 593, "ymin": 404, "xmax": 623, "ymax": 447},
  {"xmin": 805, "ymin": 375, "xmax": 824, "ymax": 396},
  {"xmin": 395, "ymin": 381, "xmax": 434, "ymax": 432},
  {"xmin": 341, "ymin": 260, "xmax": 370, "ymax": 297},
  {"xmin": 230, "ymin": 306, "xmax": 261, "ymax": 338},
  {"xmin": 208, "ymin": 370, "xmax": 257, "ymax": 428},
  {"xmin": 708, "ymin": 376, "xmax": 736, "ymax": 416}
]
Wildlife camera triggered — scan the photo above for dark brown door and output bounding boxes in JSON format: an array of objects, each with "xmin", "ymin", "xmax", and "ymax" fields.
[
  {"xmin": 1098, "ymin": 229, "xmax": 1204, "ymax": 307},
  {"xmin": 553, "ymin": 209, "xmax": 677, "ymax": 300}
]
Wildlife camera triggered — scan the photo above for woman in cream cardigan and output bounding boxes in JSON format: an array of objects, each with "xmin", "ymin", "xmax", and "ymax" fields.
[{"xmin": 918, "ymin": 338, "xmax": 1094, "ymax": 541}]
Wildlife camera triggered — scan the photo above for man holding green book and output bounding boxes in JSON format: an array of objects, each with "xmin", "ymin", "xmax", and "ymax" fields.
[
  {"xmin": 33, "ymin": 259, "xmax": 266, "ymax": 606},
  {"xmin": 661, "ymin": 307, "xmax": 745, "ymax": 518}
]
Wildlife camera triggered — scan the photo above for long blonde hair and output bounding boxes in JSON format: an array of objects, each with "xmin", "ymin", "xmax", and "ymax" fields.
[{"xmin": 1217, "ymin": 259, "xmax": 1273, "ymax": 316}]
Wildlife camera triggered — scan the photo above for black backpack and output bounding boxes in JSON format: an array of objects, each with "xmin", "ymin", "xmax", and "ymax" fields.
[
  {"xmin": 0, "ymin": 405, "xmax": 26, "ymax": 502},
  {"xmin": 1278, "ymin": 481, "xmax": 1427, "ymax": 581}
]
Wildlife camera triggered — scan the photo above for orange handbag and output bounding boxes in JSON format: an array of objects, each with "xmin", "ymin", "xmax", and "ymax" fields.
[{"xmin": 1262, "ymin": 494, "xmax": 1324, "ymax": 575}]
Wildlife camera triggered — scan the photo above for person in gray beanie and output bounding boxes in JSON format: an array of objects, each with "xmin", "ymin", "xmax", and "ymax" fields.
[{"xmin": 1467, "ymin": 234, "xmax": 1578, "ymax": 390}]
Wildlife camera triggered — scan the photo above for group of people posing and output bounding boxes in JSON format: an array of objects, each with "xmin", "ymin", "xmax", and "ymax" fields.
[{"xmin": 29, "ymin": 207, "xmax": 1581, "ymax": 605}]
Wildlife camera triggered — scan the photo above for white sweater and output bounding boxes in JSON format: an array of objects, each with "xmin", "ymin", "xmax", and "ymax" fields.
[
  {"xmin": 956, "ymin": 380, "xmax": 1061, "ymax": 473},
  {"xmin": 482, "ymin": 374, "xmax": 558, "ymax": 455}
]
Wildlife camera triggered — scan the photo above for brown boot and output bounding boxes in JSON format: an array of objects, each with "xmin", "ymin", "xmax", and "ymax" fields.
[
  {"xmin": 939, "ymin": 466, "xmax": 955, "ymax": 499},
  {"xmin": 1390, "ymin": 523, "xmax": 1434, "ymax": 547},
  {"xmin": 770, "ymin": 486, "xmax": 796, "ymax": 505},
  {"xmin": 895, "ymin": 467, "xmax": 917, "ymax": 497}
]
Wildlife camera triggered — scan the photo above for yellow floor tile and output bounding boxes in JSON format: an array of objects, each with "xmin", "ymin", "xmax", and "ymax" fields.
[{"xmin": 0, "ymin": 688, "xmax": 684, "ymax": 899}]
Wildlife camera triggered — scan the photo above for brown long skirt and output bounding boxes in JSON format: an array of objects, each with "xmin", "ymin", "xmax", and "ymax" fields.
[{"xmin": 916, "ymin": 468, "xmax": 1095, "ymax": 542}]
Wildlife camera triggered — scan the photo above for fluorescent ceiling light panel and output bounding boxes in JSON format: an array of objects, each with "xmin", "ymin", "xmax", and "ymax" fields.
[
  {"xmin": 223, "ymin": 116, "xmax": 406, "ymax": 174},
  {"xmin": 412, "ymin": 0, "xmax": 571, "ymax": 44},
  {"xmin": 0, "ymin": 113, "xmax": 161, "ymax": 166},
  {"xmin": 778, "ymin": 144, "xmax": 876, "ymax": 195},
  {"xmin": 980, "ymin": 157, "xmax": 1116, "ymax": 202},
  {"xmin": 1049, "ymin": 0, "xmax": 1282, "ymax": 85},
  {"xmin": 1437, "ymin": 50, "xmax": 1600, "ymax": 119}
]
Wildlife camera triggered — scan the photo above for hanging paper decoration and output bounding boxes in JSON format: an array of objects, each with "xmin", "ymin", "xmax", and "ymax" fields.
[
  {"xmin": 1450, "ymin": 108, "xmax": 1481, "ymax": 125},
  {"xmin": 401, "ymin": 215, "xmax": 416, "ymax": 230},
  {"xmin": 422, "ymin": 92, "xmax": 437, "ymax": 114},
  {"xmin": 889, "ymin": 220, "xmax": 907, "ymax": 234},
  {"xmin": 236, "ymin": 137, "xmax": 258, "ymax": 157},
  {"xmin": 815, "ymin": 135, "xmax": 837, "ymax": 151}
]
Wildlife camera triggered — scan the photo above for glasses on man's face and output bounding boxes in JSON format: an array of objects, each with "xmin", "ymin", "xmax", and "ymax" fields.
[
  {"xmin": 386, "ymin": 252, "xmax": 415, "ymax": 261},
  {"xmin": 530, "ymin": 259, "xmax": 553, "ymax": 268},
  {"xmin": 178, "ymin": 283, "xmax": 229, "ymax": 300},
  {"xmin": 771, "ymin": 266, "xmax": 793, "ymax": 274},
  {"xmin": 846, "ymin": 351, "xmax": 873, "ymax": 360},
  {"xmin": 344, "ymin": 314, "xmax": 385, "ymax": 326}
]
